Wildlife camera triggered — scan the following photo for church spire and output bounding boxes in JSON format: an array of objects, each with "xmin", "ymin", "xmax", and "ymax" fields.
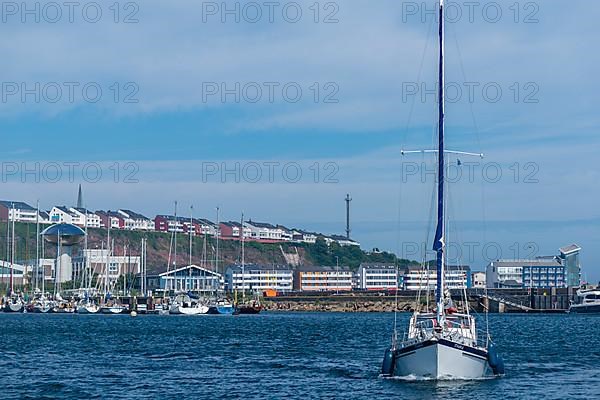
[{"xmin": 77, "ymin": 184, "xmax": 83, "ymax": 208}]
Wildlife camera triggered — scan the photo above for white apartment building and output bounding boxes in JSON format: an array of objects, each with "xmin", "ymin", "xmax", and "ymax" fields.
[
  {"xmin": 72, "ymin": 249, "xmax": 141, "ymax": 285},
  {"xmin": 245, "ymin": 221, "xmax": 289, "ymax": 241},
  {"xmin": 294, "ymin": 266, "xmax": 354, "ymax": 292},
  {"xmin": 225, "ymin": 264, "xmax": 294, "ymax": 292},
  {"xmin": 404, "ymin": 265, "xmax": 471, "ymax": 290},
  {"xmin": 0, "ymin": 200, "xmax": 40, "ymax": 223},
  {"xmin": 358, "ymin": 263, "xmax": 398, "ymax": 290},
  {"xmin": 118, "ymin": 210, "xmax": 154, "ymax": 231}
]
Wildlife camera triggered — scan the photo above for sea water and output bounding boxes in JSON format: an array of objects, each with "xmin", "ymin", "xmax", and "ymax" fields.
[{"xmin": 0, "ymin": 312, "xmax": 598, "ymax": 399}]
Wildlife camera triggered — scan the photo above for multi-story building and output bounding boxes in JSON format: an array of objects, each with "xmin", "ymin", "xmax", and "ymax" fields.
[
  {"xmin": 219, "ymin": 221, "xmax": 251, "ymax": 239},
  {"xmin": 72, "ymin": 208, "xmax": 102, "ymax": 228},
  {"xmin": 0, "ymin": 200, "xmax": 40, "ymax": 223},
  {"xmin": 154, "ymin": 215, "xmax": 186, "ymax": 233},
  {"xmin": 294, "ymin": 265, "xmax": 354, "ymax": 292},
  {"xmin": 194, "ymin": 218, "xmax": 218, "ymax": 236},
  {"xmin": 49, "ymin": 206, "xmax": 84, "ymax": 225},
  {"xmin": 72, "ymin": 249, "xmax": 141, "ymax": 285},
  {"xmin": 357, "ymin": 263, "xmax": 398, "ymax": 290},
  {"xmin": 522, "ymin": 262, "xmax": 566, "ymax": 288},
  {"xmin": 559, "ymin": 244, "xmax": 581, "ymax": 287},
  {"xmin": 118, "ymin": 210, "xmax": 154, "ymax": 231},
  {"xmin": 486, "ymin": 245, "xmax": 581, "ymax": 288},
  {"xmin": 403, "ymin": 265, "xmax": 471, "ymax": 291},
  {"xmin": 96, "ymin": 210, "xmax": 125, "ymax": 229},
  {"xmin": 225, "ymin": 264, "xmax": 293, "ymax": 292},
  {"xmin": 291, "ymin": 230, "xmax": 318, "ymax": 244},
  {"xmin": 245, "ymin": 220, "xmax": 289, "ymax": 241}
]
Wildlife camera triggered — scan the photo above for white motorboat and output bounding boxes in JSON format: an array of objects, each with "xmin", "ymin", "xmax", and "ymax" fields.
[{"xmin": 569, "ymin": 289, "xmax": 600, "ymax": 313}]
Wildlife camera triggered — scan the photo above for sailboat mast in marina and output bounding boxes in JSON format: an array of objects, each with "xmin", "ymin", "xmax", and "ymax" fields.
[{"xmin": 381, "ymin": 0, "xmax": 504, "ymax": 380}]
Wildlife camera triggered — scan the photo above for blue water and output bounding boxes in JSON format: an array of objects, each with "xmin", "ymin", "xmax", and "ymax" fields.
[{"xmin": 0, "ymin": 312, "xmax": 598, "ymax": 399}]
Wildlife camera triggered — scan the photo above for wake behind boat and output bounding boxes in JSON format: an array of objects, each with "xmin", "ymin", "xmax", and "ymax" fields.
[{"xmin": 381, "ymin": 0, "xmax": 503, "ymax": 380}]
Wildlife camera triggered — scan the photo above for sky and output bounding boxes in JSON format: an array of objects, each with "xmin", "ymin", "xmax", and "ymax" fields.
[{"xmin": 1, "ymin": 1, "xmax": 599, "ymax": 279}]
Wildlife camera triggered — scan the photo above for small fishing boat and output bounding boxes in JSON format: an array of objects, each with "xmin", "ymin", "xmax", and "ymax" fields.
[
  {"xmin": 569, "ymin": 289, "xmax": 600, "ymax": 313},
  {"xmin": 235, "ymin": 302, "xmax": 263, "ymax": 315}
]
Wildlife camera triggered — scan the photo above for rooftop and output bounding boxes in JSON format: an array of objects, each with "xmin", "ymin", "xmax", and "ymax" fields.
[{"xmin": 0, "ymin": 200, "xmax": 35, "ymax": 211}]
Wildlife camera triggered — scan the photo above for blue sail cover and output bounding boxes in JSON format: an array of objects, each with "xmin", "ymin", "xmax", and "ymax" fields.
[{"xmin": 434, "ymin": 0, "xmax": 445, "ymax": 312}]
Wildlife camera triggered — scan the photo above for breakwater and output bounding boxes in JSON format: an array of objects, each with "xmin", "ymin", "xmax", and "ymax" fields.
[{"xmin": 264, "ymin": 288, "xmax": 579, "ymax": 313}]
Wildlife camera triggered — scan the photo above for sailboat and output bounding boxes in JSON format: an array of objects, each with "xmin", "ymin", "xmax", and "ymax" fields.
[
  {"xmin": 4, "ymin": 205, "xmax": 24, "ymax": 313},
  {"xmin": 381, "ymin": 0, "xmax": 504, "ymax": 380},
  {"xmin": 234, "ymin": 216, "xmax": 262, "ymax": 315}
]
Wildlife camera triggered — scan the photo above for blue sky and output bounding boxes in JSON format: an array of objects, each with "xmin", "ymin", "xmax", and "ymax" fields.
[{"xmin": 1, "ymin": 1, "xmax": 599, "ymax": 279}]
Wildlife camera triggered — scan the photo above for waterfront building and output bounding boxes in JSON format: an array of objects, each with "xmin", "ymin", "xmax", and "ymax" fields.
[
  {"xmin": 403, "ymin": 265, "xmax": 471, "ymax": 291},
  {"xmin": 293, "ymin": 265, "xmax": 354, "ymax": 292},
  {"xmin": 487, "ymin": 258, "xmax": 564, "ymax": 289},
  {"xmin": 117, "ymin": 210, "xmax": 154, "ymax": 231},
  {"xmin": 357, "ymin": 263, "xmax": 398, "ymax": 290},
  {"xmin": 225, "ymin": 264, "xmax": 293, "ymax": 292},
  {"xmin": 72, "ymin": 249, "xmax": 141, "ymax": 285},
  {"xmin": 157, "ymin": 265, "xmax": 222, "ymax": 293},
  {"xmin": 471, "ymin": 271, "xmax": 486, "ymax": 289},
  {"xmin": 486, "ymin": 244, "xmax": 581, "ymax": 288},
  {"xmin": 0, "ymin": 260, "xmax": 26, "ymax": 285},
  {"xmin": 0, "ymin": 200, "xmax": 40, "ymax": 223},
  {"xmin": 559, "ymin": 244, "xmax": 581, "ymax": 287}
]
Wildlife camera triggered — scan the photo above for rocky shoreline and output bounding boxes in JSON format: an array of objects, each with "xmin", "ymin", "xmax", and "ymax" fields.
[{"xmin": 263, "ymin": 300, "xmax": 417, "ymax": 313}]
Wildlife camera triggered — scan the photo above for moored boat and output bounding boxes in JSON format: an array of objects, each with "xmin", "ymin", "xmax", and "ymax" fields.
[
  {"xmin": 569, "ymin": 289, "xmax": 600, "ymax": 313},
  {"xmin": 169, "ymin": 293, "xmax": 210, "ymax": 315},
  {"xmin": 208, "ymin": 299, "xmax": 234, "ymax": 315}
]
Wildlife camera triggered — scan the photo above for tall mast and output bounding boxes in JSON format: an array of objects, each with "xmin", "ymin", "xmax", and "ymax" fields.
[
  {"xmin": 240, "ymin": 212, "xmax": 245, "ymax": 301},
  {"xmin": 433, "ymin": 0, "xmax": 446, "ymax": 322},
  {"xmin": 84, "ymin": 206, "xmax": 89, "ymax": 289},
  {"xmin": 173, "ymin": 201, "xmax": 178, "ymax": 273},
  {"xmin": 36, "ymin": 200, "xmax": 40, "ymax": 291},
  {"xmin": 189, "ymin": 205, "xmax": 193, "ymax": 267},
  {"xmin": 10, "ymin": 203, "xmax": 15, "ymax": 294},
  {"xmin": 215, "ymin": 207, "xmax": 220, "ymax": 274}
]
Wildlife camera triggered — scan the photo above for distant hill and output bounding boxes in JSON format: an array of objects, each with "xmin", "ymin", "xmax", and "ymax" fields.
[{"xmin": 1, "ymin": 222, "xmax": 418, "ymax": 274}]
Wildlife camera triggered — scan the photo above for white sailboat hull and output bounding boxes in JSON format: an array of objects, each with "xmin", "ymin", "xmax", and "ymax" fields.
[
  {"xmin": 169, "ymin": 305, "xmax": 210, "ymax": 315},
  {"xmin": 394, "ymin": 339, "xmax": 491, "ymax": 380},
  {"xmin": 77, "ymin": 305, "xmax": 100, "ymax": 314}
]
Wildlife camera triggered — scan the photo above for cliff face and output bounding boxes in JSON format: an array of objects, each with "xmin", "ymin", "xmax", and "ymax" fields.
[{"xmin": 1, "ymin": 222, "xmax": 415, "ymax": 274}]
